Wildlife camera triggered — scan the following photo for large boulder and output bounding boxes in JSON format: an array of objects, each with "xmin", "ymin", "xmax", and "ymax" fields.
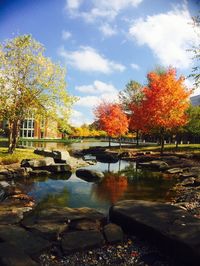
[
  {"xmin": 96, "ymin": 153, "xmax": 119, "ymax": 163},
  {"xmin": 76, "ymin": 169, "xmax": 104, "ymax": 182},
  {"xmin": 61, "ymin": 230, "xmax": 104, "ymax": 254},
  {"xmin": 21, "ymin": 157, "xmax": 55, "ymax": 168},
  {"xmin": 109, "ymin": 200, "xmax": 200, "ymax": 266},
  {"xmin": 103, "ymin": 223, "xmax": 124, "ymax": 244}
]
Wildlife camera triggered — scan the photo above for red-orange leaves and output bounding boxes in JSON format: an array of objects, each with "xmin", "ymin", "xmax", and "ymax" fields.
[
  {"xmin": 139, "ymin": 68, "xmax": 191, "ymax": 132},
  {"xmin": 94, "ymin": 102, "xmax": 129, "ymax": 138}
]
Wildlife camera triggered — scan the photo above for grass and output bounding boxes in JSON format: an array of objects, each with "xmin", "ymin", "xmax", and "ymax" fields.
[
  {"xmin": 19, "ymin": 138, "xmax": 81, "ymax": 143},
  {"xmin": 0, "ymin": 147, "xmax": 43, "ymax": 165},
  {"xmin": 110, "ymin": 143, "xmax": 200, "ymax": 154}
]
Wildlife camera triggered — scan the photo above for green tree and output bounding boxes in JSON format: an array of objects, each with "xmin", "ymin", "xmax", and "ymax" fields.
[
  {"xmin": 119, "ymin": 80, "xmax": 143, "ymax": 111},
  {"xmin": 189, "ymin": 14, "xmax": 200, "ymax": 88},
  {"xmin": 0, "ymin": 35, "xmax": 75, "ymax": 153},
  {"xmin": 186, "ymin": 105, "xmax": 200, "ymax": 136},
  {"xmin": 119, "ymin": 80, "xmax": 143, "ymax": 145}
]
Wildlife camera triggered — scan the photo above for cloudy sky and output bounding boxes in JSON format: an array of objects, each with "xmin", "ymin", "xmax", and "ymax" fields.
[{"xmin": 0, "ymin": 0, "xmax": 199, "ymax": 126}]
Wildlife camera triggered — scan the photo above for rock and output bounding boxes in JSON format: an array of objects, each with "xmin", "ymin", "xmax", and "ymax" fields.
[
  {"xmin": 138, "ymin": 160, "xmax": 169, "ymax": 170},
  {"xmin": 61, "ymin": 230, "xmax": 104, "ymax": 254},
  {"xmin": 0, "ymin": 170, "xmax": 11, "ymax": 178},
  {"xmin": 21, "ymin": 157, "xmax": 55, "ymax": 168},
  {"xmin": 76, "ymin": 169, "xmax": 104, "ymax": 182},
  {"xmin": 0, "ymin": 208, "xmax": 23, "ymax": 224},
  {"xmin": 14, "ymin": 167, "xmax": 29, "ymax": 177},
  {"xmin": 166, "ymin": 168, "xmax": 183, "ymax": 174},
  {"xmin": 53, "ymin": 150, "xmax": 71, "ymax": 163},
  {"xmin": 22, "ymin": 207, "xmax": 105, "ymax": 228},
  {"xmin": 96, "ymin": 153, "xmax": 119, "ymax": 163},
  {"xmin": 0, "ymin": 242, "xmax": 39, "ymax": 266},
  {"xmin": 0, "ymin": 225, "xmax": 51, "ymax": 256},
  {"xmin": 109, "ymin": 200, "xmax": 200, "ymax": 266},
  {"xmin": 0, "ymin": 181, "xmax": 10, "ymax": 188},
  {"xmin": 30, "ymin": 170, "xmax": 51, "ymax": 177},
  {"xmin": 103, "ymin": 223, "xmax": 124, "ymax": 243},
  {"xmin": 181, "ymin": 177, "xmax": 195, "ymax": 186},
  {"xmin": 180, "ymin": 172, "xmax": 196, "ymax": 179},
  {"xmin": 28, "ymin": 222, "xmax": 68, "ymax": 240},
  {"xmin": 69, "ymin": 219, "xmax": 101, "ymax": 231},
  {"xmin": 38, "ymin": 164, "xmax": 72, "ymax": 173}
]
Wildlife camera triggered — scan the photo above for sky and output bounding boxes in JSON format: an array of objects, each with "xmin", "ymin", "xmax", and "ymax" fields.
[{"xmin": 0, "ymin": 0, "xmax": 199, "ymax": 126}]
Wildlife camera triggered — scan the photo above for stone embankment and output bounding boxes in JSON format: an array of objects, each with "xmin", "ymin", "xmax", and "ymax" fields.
[{"xmin": 110, "ymin": 200, "xmax": 200, "ymax": 266}]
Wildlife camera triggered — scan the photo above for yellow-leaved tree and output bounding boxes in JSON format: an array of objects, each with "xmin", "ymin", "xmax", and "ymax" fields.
[{"xmin": 0, "ymin": 35, "xmax": 75, "ymax": 153}]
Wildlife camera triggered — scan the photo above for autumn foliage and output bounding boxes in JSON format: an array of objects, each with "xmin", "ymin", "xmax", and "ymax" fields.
[
  {"xmin": 129, "ymin": 68, "xmax": 191, "ymax": 153},
  {"xmin": 94, "ymin": 102, "xmax": 129, "ymax": 139}
]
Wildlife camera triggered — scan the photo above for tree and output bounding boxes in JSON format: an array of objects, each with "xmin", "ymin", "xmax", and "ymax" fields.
[
  {"xmin": 94, "ymin": 102, "xmax": 129, "ymax": 147},
  {"xmin": 189, "ymin": 14, "xmax": 200, "ymax": 88},
  {"xmin": 139, "ymin": 68, "xmax": 191, "ymax": 154},
  {"xmin": 0, "ymin": 35, "xmax": 75, "ymax": 153},
  {"xmin": 119, "ymin": 80, "xmax": 143, "ymax": 145},
  {"xmin": 119, "ymin": 80, "xmax": 143, "ymax": 111},
  {"xmin": 186, "ymin": 105, "xmax": 200, "ymax": 139}
]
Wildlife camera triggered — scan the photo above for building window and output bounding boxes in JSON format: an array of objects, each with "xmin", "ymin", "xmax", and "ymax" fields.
[{"xmin": 20, "ymin": 116, "xmax": 35, "ymax": 138}]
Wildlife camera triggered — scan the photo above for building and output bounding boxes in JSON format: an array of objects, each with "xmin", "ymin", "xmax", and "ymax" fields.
[
  {"xmin": 190, "ymin": 95, "xmax": 200, "ymax": 106},
  {"xmin": 1, "ymin": 115, "xmax": 62, "ymax": 139}
]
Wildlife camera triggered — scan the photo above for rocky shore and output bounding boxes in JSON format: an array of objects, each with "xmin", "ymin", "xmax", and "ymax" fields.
[{"xmin": 0, "ymin": 147, "xmax": 200, "ymax": 265}]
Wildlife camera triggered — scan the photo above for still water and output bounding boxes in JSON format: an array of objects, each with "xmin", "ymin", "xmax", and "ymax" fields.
[{"xmin": 17, "ymin": 141, "xmax": 176, "ymax": 213}]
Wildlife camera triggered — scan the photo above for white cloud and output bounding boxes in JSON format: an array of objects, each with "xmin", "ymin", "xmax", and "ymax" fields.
[
  {"xmin": 58, "ymin": 46, "xmax": 125, "ymax": 73},
  {"xmin": 99, "ymin": 23, "xmax": 117, "ymax": 37},
  {"xmin": 75, "ymin": 91, "xmax": 119, "ymax": 108},
  {"xmin": 70, "ymin": 109, "xmax": 92, "ymax": 126},
  {"xmin": 76, "ymin": 80, "xmax": 117, "ymax": 94},
  {"xmin": 62, "ymin": 30, "xmax": 72, "ymax": 40},
  {"xmin": 130, "ymin": 63, "xmax": 140, "ymax": 70},
  {"xmin": 66, "ymin": 0, "xmax": 82, "ymax": 11},
  {"xmin": 75, "ymin": 96, "xmax": 100, "ymax": 108},
  {"xmin": 94, "ymin": 0, "xmax": 143, "ymax": 12},
  {"xmin": 65, "ymin": 0, "xmax": 143, "ymax": 22},
  {"xmin": 129, "ymin": 6, "xmax": 199, "ymax": 69}
]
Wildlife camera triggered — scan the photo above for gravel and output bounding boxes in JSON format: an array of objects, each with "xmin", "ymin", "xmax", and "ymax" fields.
[{"xmin": 39, "ymin": 235, "xmax": 175, "ymax": 266}]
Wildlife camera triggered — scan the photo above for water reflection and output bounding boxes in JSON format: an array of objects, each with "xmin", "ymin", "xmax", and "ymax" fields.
[
  {"xmin": 14, "ymin": 159, "xmax": 177, "ymax": 213},
  {"xmin": 92, "ymin": 172, "xmax": 128, "ymax": 204}
]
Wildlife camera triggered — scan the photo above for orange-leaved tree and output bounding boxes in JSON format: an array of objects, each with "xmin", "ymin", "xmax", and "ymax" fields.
[
  {"xmin": 140, "ymin": 67, "xmax": 191, "ymax": 154},
  {"xmin": 94, "ymin": 102, "xmax": 129, "ymax": 147}
]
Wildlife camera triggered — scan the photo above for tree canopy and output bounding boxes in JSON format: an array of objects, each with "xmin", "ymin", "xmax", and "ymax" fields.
[
  {"xmin": 0, "ymin": 35, "xmax": 75, "ymax": 153},
  {"xmin": 94, "ymin": 102, "xmax": 128, "ymax": 146}
]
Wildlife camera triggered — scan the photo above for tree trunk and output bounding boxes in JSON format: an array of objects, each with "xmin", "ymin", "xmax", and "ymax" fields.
[
  {"xmin": 160, "ymin": 128, "xmax": 165, "ymax": 155},
  {"xmin": 136, "ymin": 130, "xmax": 139, "ymax": 146},
  {"xmin": 176, "ymin": 134, "xmax": 179, "ymax": 149},
  {"xmin": 109, "ymin": 137, "xmax": 111, "ymax": 147},
  {"xmin": 8, "ymin": 120, "xmax": 20, "ymax": 154},
  {"xmin": 119, "ymin": 136, "xmax": 122, "ymax": 149}
]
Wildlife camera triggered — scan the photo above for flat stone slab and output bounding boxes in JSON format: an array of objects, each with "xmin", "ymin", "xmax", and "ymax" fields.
[
  {"xmin": 0, "ymin": 225, "xmax": 51, "ymax": 256},
  {"xmin": 109, "ymin": 200, "xmax": 200, "ymax": 265},
  {"xmin": 61, "ymin": 230, "xmax": 104, "ymax": 254},
  {"xmin": 0, "ymin": 242, "xmax": 38, "ymax": 266}
]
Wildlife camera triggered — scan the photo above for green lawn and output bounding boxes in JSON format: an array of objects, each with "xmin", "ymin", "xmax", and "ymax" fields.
[{"xmin": 0, "ymin": 147, "xmax": 43, "ymax": 165}]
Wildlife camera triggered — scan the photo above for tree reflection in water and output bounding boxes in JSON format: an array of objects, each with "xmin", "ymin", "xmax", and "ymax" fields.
[
  {"xmin": 36, "ymin": 187, "xmax": 69, "ymax": 210},
  {"xmin": 92, "ymin": 172, "xmax": 128, "ymax": 204}
]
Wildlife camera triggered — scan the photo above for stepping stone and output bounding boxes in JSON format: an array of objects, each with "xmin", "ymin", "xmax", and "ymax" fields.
[{"xmin": 110, "ymin": 200, "xmax": 200, "ymax": 266}]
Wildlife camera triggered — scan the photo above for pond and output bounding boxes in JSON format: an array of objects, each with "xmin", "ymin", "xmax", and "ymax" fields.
[
  {"xmin": 17, "ymin": 159, "xmax": 176, "ymax": 214},
  {"xmin": 15, "ymin": 141, "xmax": 177, "ymax": 214}
]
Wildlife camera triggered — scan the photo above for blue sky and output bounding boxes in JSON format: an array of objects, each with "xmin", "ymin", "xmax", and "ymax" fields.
[{"xmin": 0, "ymin": 0, "xmax": 199, "ymax": 126}]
